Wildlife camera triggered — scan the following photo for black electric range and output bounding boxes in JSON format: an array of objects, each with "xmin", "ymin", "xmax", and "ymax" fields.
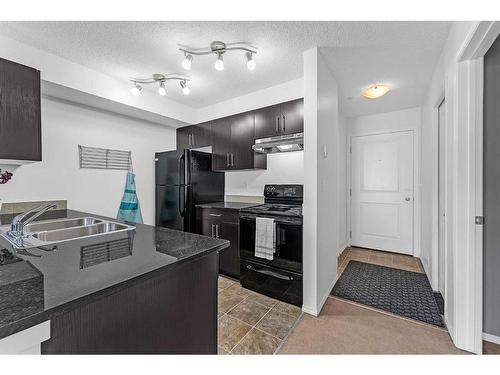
[{"xmin": 239, "ymin": 184, "xmax": 303, "ymax": 306}]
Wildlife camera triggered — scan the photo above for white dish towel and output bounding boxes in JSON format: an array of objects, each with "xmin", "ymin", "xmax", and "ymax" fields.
[{"xmin": 255, "ymin": 217, "xmax": 275, "ymax": 260}]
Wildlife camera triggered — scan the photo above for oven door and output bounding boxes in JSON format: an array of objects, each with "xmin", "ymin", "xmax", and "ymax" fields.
[
  {"xmin": 240, "ymin": 259, "xmax": 303, "ymax": 307},
  {"xmin": 239, "ymin": 216, "xmax": 302, "ymax": 274}
]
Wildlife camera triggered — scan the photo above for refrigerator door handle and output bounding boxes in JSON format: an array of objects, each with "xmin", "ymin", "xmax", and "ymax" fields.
[{"xmin": 178, "ymin": 153, "xmax": 186, "ymax": 216}]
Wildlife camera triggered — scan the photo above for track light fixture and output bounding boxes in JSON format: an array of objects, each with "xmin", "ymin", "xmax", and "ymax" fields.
[
  {"xmin": 246, "ymin": 52, "xmax": 256, "ymax": 71},
  {"xmin": 178, "ymin": 41, "xmax": 257, "ymax": 71},
  {"xmin": 181, "ymin": 53, "xmax": 193, "ymax": 70},
  {"xmin": 130, "ymin": 82, "xmax": 142, "ymax": 96},
  {"xmin": 180, "ymin": 80, "xmax": 190, "ymax": 95},
  {"xmin": 129, "ymin": 73, "xmax": 190, "ymax": 97}
]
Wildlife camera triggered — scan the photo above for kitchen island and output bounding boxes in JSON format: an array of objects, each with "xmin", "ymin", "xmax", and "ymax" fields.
[{"xmin": 0, "ymin": 210, "xmax": 229, "ymax": 354}]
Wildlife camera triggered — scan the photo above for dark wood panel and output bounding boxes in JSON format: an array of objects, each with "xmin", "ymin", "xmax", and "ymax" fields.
[
  {"xmin": 192, "ymin": 121, "xmax": 212, "ymax": 148},
  {"xmin": 211, "ymin": 117, "xmax": 231, "ymax": 171},
  {"xmin": 229, "ymin": 112, "xmax": 254, "ymax": 170},
  {"xmin": 176, "ymin": 126, "xmax": 191, "ymax": 150},
  {"xmin": 219, "ymin": 221, "xmax": 240, "ymax": 278},
  {"xmin": 0, "ymin": 58, "xmax": 41, "ymax": 161},
  {"xmin": 41, "ymin": 252, "xmax": 218, "ymax": 354},
  {"xmin": 254, "ymin": 103, "xmax": 281, "ymax": 139},
  {"xmin": 280, "ymin": 99, "xmax": 304, "ymax": 135}
]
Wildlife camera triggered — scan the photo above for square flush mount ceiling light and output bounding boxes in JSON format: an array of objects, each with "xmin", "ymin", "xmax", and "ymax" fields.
[{"xmin": 362, "ymin": 84, "xmax": 390, "ymax": 99}]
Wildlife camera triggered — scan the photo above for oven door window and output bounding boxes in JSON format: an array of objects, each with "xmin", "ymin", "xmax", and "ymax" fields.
[{"xmin": 239, "ymin": 217, "xmax": 302, "ymax": 273}]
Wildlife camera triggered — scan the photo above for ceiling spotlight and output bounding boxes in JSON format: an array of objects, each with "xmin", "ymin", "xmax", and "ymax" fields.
[
  {"xmin": 214, "ymin": 53, "xmax": 224, "ymax": 71},
  {"xmin": 362, "ymin": 84, "xmax": 390, "ymax": 99},
  {"xmin": 158, "ymin": 81, "xmax": 167, "ymax": 96},
  {"xmin": 180, "ymin": 80, "xmax": 190, "ymax": 95},
  {"xmin": 181, "ymin": 54, "xmax": 193, "ymax": 70},
  {"xmin": 130, "ymin": 83, "xmax": 142, "ymax": 96},
  {"xmin": 246, "ymin": 52, "xmax": 256, "ymax": 71}
]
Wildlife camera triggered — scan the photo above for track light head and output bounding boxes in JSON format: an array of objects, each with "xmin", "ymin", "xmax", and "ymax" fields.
[
  {"xmin": 246, "ymin": 52, "xmax": 256, "ymax": 71},
  {"xmin": 182, "ymin": 54, "xmax": 193, "ymax": 70},
  {"xmin": 214, "ymin": 53, "xmax": 224, "ymax": 71},
  {"xmin": 180, "ymin": 80, "xmax": 190, "ymax": 95},
  {"xmin": 130, "ymin": 82, "xmax": 142, "ymax": 96},
  {"xmin": 158, "ymin": 81, "xmax": 167, "ymax": 96}
]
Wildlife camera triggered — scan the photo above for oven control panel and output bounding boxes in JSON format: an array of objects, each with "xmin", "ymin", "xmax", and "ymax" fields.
[{"xmin": 264, "ymin": 184, "xmax": 303, "ymax": 199}]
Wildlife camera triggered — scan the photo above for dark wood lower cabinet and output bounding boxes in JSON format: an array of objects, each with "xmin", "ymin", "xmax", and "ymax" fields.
[
  {"xmin": 41, "ymin": 252, "xmax": 218, "ymax": 354},
  {"xmin": 198, "ymin": 208, "xmax": 240, "ymax": 278}
]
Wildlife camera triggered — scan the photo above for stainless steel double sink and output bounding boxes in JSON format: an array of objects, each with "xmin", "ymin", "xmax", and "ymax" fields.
[{"xmin": 0, "ymin": 216, "xmax": 135, "ymax": 250}]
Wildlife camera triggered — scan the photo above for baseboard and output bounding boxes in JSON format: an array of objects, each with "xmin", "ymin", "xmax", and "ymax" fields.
[
  {"xmin": 301, "ymin": 305, "xmax": 318, "ymax": 317},
  {"xmin": 317, "ymin": 275, "xmax": 338, "ymax": 315},
  {"xmin": 483, "ymin": 332, "xmax": 500, "ymax": 345}
]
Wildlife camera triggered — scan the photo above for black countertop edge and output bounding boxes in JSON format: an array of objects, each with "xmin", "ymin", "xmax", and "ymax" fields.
[{"xmin": 0, "ymin": 245, "xmax": 227, "ymax": 340}]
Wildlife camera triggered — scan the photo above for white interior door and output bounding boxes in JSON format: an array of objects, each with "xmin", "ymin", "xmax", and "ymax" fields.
[
  {"xmin": 350, "ymin": 131, "xmax": 414, "ymax": 254},
  {"xmin": 438, "ymin": 99, "xmax": 446, "ymax": 297}
]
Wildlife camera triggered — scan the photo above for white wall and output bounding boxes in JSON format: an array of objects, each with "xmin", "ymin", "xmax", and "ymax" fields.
[
  {"xmin": 420, "ymin": 21, "xmax": 478, "ymax": 350},
  {"xmin": 225, "ymin": 151, "xmax": 304, "ymax": 196},
  {"xmin": 303, "ymin": 47, "xmax": 340, "ymax": 316},
  {"xmin": 0, "ymin": 96, "xmax": 175, "ymax": 225},
  {"xmin": 346, "ymin": 107, "xmax": 422, "ymax": 257}
]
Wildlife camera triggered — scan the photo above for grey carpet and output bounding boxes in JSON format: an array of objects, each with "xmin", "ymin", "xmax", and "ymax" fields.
[{"xmin": 331, "ymin": 261, "xmax": 444, "ymax": 327}]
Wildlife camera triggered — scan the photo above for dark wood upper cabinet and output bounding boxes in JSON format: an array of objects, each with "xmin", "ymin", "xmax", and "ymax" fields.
[
  {"xmin": 211, "ymin": 117, "xmax": 231, "ymax": 171},
  {"xmin": 0, "ymin": 58, "xmax": 41, "ymax": 161},
  {"xmin": 280, "ymin": 99, "xmax": 304, "ymax": 135},
  {"xmin": 254, "ymin": 99, "xmax": 303, "ymax": 139},
  {"xmin": 176, "ymin": 122, "xmax": 212, "ymax": 150},
  {"xmin": 176, "ymin": 126, "xmax": 191, "ymax": 149},
  {"xmin": 254, "ymin": 103, "xmax": 281, "ymax": 139},
  {"xmin": 175, "ymin": 98, "xmax": 302, "ymax": 172}
]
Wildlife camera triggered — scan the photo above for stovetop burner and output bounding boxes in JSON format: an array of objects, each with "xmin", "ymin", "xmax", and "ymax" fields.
[{"xmin": 240, "ymin": 203, "xmax": 302, "ymax": 217}]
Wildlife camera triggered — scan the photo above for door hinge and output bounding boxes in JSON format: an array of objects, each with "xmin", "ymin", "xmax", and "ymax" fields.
[
  {"xmin": 349, "ymin": 231, "xmax": 352, "ymax": 238},
  {"xmin": 475, "ymin": 216, "xmax": 485, "ymax": 225},
  {"xmin": 349, "ymin": 188, "xmax": 352, "ymax": 197},
  {"xmin": 349, "ymin": 146, "xmax": 352, "ymax": 153}
]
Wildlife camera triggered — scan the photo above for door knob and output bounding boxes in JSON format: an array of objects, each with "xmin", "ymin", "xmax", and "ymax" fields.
[{"xmin": 405, "ymin": 197, "xmax": 411, "ymax": 201}]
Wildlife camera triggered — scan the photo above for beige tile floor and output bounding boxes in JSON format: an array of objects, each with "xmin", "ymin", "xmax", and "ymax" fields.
[
  {"xmin": 338, "ymin": 246, "xmax": 425, "ymax": 277},
  {"xmin": 217, "ymin": 276, "xmax": 302, "ymax": 354}
]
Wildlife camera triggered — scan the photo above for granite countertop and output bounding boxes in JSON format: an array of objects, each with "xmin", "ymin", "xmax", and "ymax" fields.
[
  {"xmin": 0, "ymin": 209, "xmax": 229, "ymax": 339},
  {"xmin": 195, "ymin": 201, "xmax": 260, "ymax": 210}
]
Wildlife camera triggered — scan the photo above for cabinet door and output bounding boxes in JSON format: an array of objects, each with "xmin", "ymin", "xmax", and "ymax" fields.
[
  {"xmin": 192, "ymin": 121, "xmax": 212, "ymax": 148},
  {"xmin": 279, "ymin": 99, "xmax": 304, "ymax": 135},
  {"xmin": 211, "ymin": 118, "xmax": 231, "ymax": 171},
  {"xmin": 176, "ymin": 126, "xmax": 192, "ymax": 150},
  {"xmin": 0, "ymin": 58, "xmax": 41, "ymax": 161},
  {"xmin": 218, "ymin": 222, "xmax": 240, "ymax": 278},
  {"xmin": 229, "ymin": 112, "xmax": 254, "ymax": 170},
  {"xmin": 254, "ymin": 103, "xmax": 281, "ymax": 139}
]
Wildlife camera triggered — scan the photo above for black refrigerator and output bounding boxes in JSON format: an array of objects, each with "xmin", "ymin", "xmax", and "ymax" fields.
[{"xmin": 155, "ymin": 149, "xmax": 224, "ymax": 232}]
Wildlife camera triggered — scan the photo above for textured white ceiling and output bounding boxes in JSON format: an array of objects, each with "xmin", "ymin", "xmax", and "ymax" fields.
[{"xmin": 0, "ymin": 21, "xmax": 451, "ymax": 116}]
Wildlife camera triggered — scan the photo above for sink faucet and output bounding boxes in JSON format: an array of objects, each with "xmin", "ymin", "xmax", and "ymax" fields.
[{"xmin": 8, "ymin": 203, "xmax": 57, "ymax": 239}]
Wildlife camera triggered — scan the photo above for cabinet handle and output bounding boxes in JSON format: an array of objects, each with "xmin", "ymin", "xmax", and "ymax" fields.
[
  {"xmin": 211, "ymin": 224, "xmax": 214, "ymax": 237},
  {"xmin": 192, "ymin": 133, "xmax": 195, "ymax": 145},
  {"xmin": 282, "ymin": 115, "xmax": 286, "ymax": 132},
  {"xmin": 215, "ymin": 224, "xmax": 220, "ymax": 238},
  {"xmin": 209, "ymin": 213, "xmax": 222, "ymax": 217},
  {"xmin": 275, "ymin": 116, "xmax": 279, "ymax": 133},
  {"xmin": 231, "ymin": 153, "xmax": 234, "ymax": 166},
  {"xmin": 188, "ymin": 134, "xmax": 191, "ymax": 146},
  {"xmin": 226, "ymin": 153, "xmax": 229, "ymax": 166}
]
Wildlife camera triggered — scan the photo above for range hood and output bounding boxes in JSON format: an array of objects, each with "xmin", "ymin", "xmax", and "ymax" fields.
[{"xmin": 252, "ymin": 132, "xmax": 304, "ymax": 154}]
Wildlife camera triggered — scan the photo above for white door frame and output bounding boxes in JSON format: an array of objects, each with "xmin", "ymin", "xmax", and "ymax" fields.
[
  {"xmin": 447, "ymin": 21, "xmax": 500, "ymax": 354},
  {"xmin": 348, "ymin": 128, "xmax": 419, "ymax": 256}
]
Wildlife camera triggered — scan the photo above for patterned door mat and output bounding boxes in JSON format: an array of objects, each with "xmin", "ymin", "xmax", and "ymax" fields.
[{"xmin": 331, "ymin": 261, "xmax": 444, "ymax": 327}]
